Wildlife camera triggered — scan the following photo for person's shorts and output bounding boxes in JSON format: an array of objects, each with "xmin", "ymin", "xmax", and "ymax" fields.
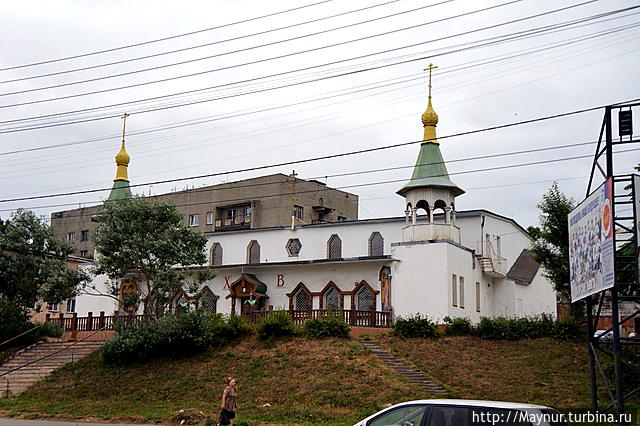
[{"xmin": 220, "ymin": 408, "xmax": 236, "ymax": 425}]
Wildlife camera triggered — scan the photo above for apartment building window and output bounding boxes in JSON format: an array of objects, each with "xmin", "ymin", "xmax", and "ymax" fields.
[
  {"xmin": 452, "ymin": 274, "xmax": 457, "ymax": 307},
  {"xmin": 80, "ymin": 230, "xmax": 89, "ymax": 241},
  {"xmin": 189, "ymin": 214, "xmax": 199, "ymax": 227},
  {"xmin": 66, "ymin": 299, "xmax": 76, "ymax": 313},
  {"xmin": 206, "ymin": 211, "xmax": 214, "ymax": 225},
  {"xmin": 294, "ymin": 205, "xmax": 304, "ymax": 220},
  {"xmin": 476, "ymin": 282, "xmax": 481, "ymax": 312},
  {"xmin": 459, "ymin": 276, "xmax": 465, "ymax": 308},
  {"xmin": 67, "ymin": 232, "xmax": 75, "ymax": 242},
  {"xmin": 80, "ymin": 250, "xmax": 88, "ymax": 257},
  {"xmin": 47, "ymin": 303, "xmax": 59, "ymax": 312},
  {"xmin": 216, "ymin": 204, "xmax": 251, "ymax": 229}
]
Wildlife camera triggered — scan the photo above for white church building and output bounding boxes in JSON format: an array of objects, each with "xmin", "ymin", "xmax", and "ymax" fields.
[{"xmin": 75, "ymin": 79, "xmax": 557, "ymax": 326}]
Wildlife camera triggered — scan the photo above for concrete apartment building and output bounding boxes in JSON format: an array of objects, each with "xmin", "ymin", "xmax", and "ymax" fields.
[{"xmin": 51, "ymin": 173, "xmax": 359, "ymax": 258}]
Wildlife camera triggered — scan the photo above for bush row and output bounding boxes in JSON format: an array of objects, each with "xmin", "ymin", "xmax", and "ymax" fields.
[
  {"xmin": 102, "ymin": 310, "xmax": 351, "ymax": 364},
  {"xmin": 392, "ymin": 314, "xmax": 583, "ymax": 340}
]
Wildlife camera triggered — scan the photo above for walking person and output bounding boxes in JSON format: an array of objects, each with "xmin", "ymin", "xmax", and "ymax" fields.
[{"xmin": 217, "ymin": 377, "xmax": 238, "ymax": 426}]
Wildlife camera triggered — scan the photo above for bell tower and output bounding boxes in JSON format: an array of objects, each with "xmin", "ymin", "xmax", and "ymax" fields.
[{"xmin": 396, "ymin": 64, "xmax": 464, "ymax": 242}]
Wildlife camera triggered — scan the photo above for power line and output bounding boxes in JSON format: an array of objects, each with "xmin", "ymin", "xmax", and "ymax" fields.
[
  {"xmin": 10, "ymin": 145, "xmax": 638, "ymax": 217},
  {"xmin": 0, "ymin": 0, "xmax": 446, "ymax": 89},
  {"xmin": 2, "ymin": 138, "xmax": 600, "ymax": 210},
  {"xmin": 0, "ymin": 0, "xmax": 524, "ymax": 106},
  {"xmin": 2, "ymin": 97, "xmax": 638, "ymax": 204},
  {"xmin": 0, "ymin": 0, "xmax": 337, "ymax": 72},
  {"xmin": 1, "ymin": 19, "xmax": 636, "ymax": 162},
  {"xmin": 0, "ymin": 3, "xmax": 630, "ymax": 133}
]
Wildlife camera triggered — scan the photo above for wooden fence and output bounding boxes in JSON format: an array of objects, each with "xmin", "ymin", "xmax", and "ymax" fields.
[
  {"xmin": 45, "ymin": 309, "xmax": 393, "ymax": 332},
  {"xmin": 249, "ymin": 309, "xmax": 392, "ymax": 327}
]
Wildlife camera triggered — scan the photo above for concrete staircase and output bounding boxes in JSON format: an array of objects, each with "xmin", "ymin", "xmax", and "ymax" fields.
[
  {"xmin": 0, "ymin": 340, "xmax": 103, "ymax": 397},
  {"xmin": 358, "ymin": 338, "xmax": 447, "ymax": 394}
]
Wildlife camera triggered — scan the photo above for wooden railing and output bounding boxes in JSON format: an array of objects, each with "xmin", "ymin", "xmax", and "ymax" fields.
[
  {"xmin": 46, "ymin": 309, "xmax": 393, "ymax": 332},
  {"xmin": 45, "ymin": 312, "xmax": 148, "ymax": 332},
  {"xmin": 249, "ymin": 309, "xmax": 393, "ymax": 328}
]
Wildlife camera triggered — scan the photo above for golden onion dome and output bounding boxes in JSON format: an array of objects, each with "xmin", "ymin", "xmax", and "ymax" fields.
[
  {"xmin": 115, "ymin": 140, "xmax": 130, "ymax": 166},
  {"xmin": 421, "ymin": 96, "xmax": 439, "ymax": 127}
]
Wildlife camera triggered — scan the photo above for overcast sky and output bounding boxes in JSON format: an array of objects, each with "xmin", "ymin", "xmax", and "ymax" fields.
[{"xmin": 0, "ymin": 0, "xmax": 638, "ymax": 231}]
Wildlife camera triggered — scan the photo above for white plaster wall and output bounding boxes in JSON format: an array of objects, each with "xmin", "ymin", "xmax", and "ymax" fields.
[
  {"xmin": 390, "ymin": 242, "xmax": 449, "ymax": 320},
  {"xmin": 513, "ymin": 268, "xmax": 557, "ymax": 319},
  {"xmin": 74, "ymin": 267, "xmax": 118, "ymax": 316},
  {"xmin": 444, "ymin": 243, "xmax": 489, "ymax": 322},
  {"xmin": 491, "ymin": 278, "xmax": 517, "ymax": 317},
  {"xmin": 205, "ymin": 220, "xmax": 403, "ymax": 265}
]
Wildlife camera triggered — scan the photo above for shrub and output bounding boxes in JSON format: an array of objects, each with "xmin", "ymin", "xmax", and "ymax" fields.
[
  {"xmin": 474, "ymin": 315, "xmax": 583, "ymax": 340},
  {"xmin": 443, "ymin": 316, "xmax": 472, "ymax": 336},
  {"xmin": 37, "ymin": 321, "xmax": 63, "ymax": 339},
  {"xmin": 302, "ymin": 317, "xmax": 350, "ymax": 339},
  {"xmin": 553, "ymin": 318, "xmax": 583, "ymax": 340},
  {"xmin": 392, "ymin": 314, "xmax": 438, "ymax": 338},
  {"xmin": 255, "ymin": 310, "xmax": 295, "ymax": 340},
  {"xmin": 103, "ymin": 311, "xmax": 255, "ymax": 364}
]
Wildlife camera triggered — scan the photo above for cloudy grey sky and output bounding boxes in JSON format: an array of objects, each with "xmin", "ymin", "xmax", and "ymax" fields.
[{"xmin": 0, "ymin": 0, "xmax": 638, "ymax": 229}]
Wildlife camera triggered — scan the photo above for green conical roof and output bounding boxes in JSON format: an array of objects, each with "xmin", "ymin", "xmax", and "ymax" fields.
[
  {"xmin": 396, "ymin": 142, "xmax": 464, "ymax": 197},
  {"xmin": 108, "ymin": 179, "xmax": 132, "ymax": 201}
]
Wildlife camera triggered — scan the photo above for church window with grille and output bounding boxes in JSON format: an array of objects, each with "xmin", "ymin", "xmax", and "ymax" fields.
[
  {"xmin": 286, "ymin": 238, "xmax": 302, "ymax": 256},
  {"xmin": 356, "ymin": 286, "xmax": 374, "ymax": 311},
  {"xmin": 452, "ymin": 274, "xmax": 458, "ymax": 307},
  {"xmin": 200, "ymin": 287, "xmax": 217, "ymax": 314},
  {"xmin": 368, "ymin": 232, "xmax": 384, "ymax": 257},
  {"xmin": 324, "ymin": 287, "xmax": 341, "ymax": 310},
  {"xmin": 327, "ymin": 234, "xmax": 342, "ymax": 259},
  {"xmin": 247, "ymin": 240, "xmax": 260, "ymax": 264},
  {"xmin": 210, "ymin": 242, "xmax": 223, "ymax": 266},
  {"xmin": 294, "ymin": 288, "xmax": 312, "ymax": 310}
]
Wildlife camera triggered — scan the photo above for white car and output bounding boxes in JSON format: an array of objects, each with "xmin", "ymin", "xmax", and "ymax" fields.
[{"xmin": 353, "ymin": 399, "xmax": 569, "ymax": 426}]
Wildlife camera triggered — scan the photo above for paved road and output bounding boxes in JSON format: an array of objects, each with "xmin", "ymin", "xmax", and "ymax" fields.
[{"xmin": 0, "ymin": 420, "xmax": 154, "ymax": 426}]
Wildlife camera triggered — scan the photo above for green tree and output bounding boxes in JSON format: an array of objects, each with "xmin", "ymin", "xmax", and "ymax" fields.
[
  {"xmin": 90, "ymin": 196, "xmax": 214, "ymax": 317},
  {"xmin": 0, "ymin": 210, "xmax": 89, "ymax": 340},
  {"xmin": 529, "ymin": 182, "xmax": 576, "ymax": 302}
]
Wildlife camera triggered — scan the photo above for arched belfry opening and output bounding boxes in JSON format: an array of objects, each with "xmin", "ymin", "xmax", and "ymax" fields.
[{"xmin": 397, "ymin": 64, "xmax": 464, "ymax": 242}]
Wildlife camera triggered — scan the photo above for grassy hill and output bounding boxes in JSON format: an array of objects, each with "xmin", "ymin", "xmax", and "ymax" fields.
[{"xmin": 0, "ymin": 335, "xmax": 591, "ymax": 425}]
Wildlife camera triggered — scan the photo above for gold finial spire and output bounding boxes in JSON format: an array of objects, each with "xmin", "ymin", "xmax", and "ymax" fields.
[
  {"xmin": 114, "ymin": 113, "xmax": 131, "ymax": 181},
  {"xmin": 421, "ymin": 63, "xmax": 439, "ymax": 144}
]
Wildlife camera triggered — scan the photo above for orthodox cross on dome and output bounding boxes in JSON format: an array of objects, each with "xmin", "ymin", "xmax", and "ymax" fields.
[
  {"xmin": 423, "ymin": 63, "xmax": 438, "ymax": 98},
  {"xmin": 121, "ymin": 112, "xmax": 129, "ymax": 141}
]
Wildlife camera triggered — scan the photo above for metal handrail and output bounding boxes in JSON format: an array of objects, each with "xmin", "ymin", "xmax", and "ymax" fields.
[
  {"xmin": 0, "ymin": 325, "xmax": 41, "ymax": 349},
  {"xmin": 0, "ymin": 325, "xmax": 108, "ymax": 379}
]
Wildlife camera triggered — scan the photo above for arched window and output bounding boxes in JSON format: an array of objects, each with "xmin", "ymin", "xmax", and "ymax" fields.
[
  {"xmin": 433, "ymin": 199, "xmax": 447, "ymax": 222},
  {"xmin": 293, "ymin": 287, "xmax": 312, "ymax": 311},
  {"xmin": 287, "ymin": 283, "xmax": 312, "ymax": 311},
  {"xmin": 327, "ymin": 234, "xmax": 342, "ymax": 259},
  {"xmin": 210, "ymin": 242, "xmax": 223, "ymax": 266},
  {"xmin": 144, "ymin": 291, "xmax": 163, "ymax": 317},
  {"xmin": 247, "ymin": 240, "xmax": 260, "ymax": 264},
  {"xmin": 415, "ymin": 200, "xmax": 430, "ymax": 221},
  {"xmin": 324, "ymin": 287, "xmax": 341, "ymax": 310},
  {"xmin": 368, "ymin": 232, "xmax": 384, "ymax": 257},
  {"xmin": 199, "ymin": 286, "xmax": 218, "ymax": 314},
  {"xmin": 355, "ymin": 286, "xmax": 374, "ymax": 311}
]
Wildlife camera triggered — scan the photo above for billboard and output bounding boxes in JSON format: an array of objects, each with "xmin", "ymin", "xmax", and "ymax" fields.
[{"xmin": 568, "ymin": 178, "xmax": 615, "ymax": 302}]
